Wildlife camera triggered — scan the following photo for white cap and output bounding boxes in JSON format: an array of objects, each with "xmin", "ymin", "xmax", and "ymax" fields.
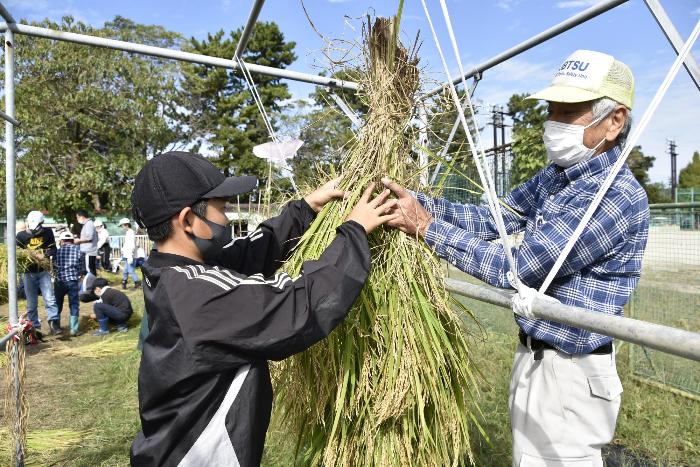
[
  {"xmin": 527, "ymin": 49, "xmax": 634, "ymax": 109},
  {"xmin": 26, "ymin": 211, "xmax": 44, "ymax": 230},
  {"xmin": 58, "ymin": 231, "xmax": 75, "ymax": 241},
  {"xmin": 118, "ymin": 218, "xmax": 131, "ymax": 226},
  {"xmin": 94, "ymin": 219, "xmax": 104, "ymax": 227}
]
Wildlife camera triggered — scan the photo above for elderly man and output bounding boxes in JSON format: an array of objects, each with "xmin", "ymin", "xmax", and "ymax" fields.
[{"xmin": 384, "ymin": 50, "xmax": 649, "ymax": 466}]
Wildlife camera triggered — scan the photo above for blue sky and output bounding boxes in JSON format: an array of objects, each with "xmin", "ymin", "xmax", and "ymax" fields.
[{"xmin": 5, "ymin": 0, "xmax": 700, "ymax": 184}]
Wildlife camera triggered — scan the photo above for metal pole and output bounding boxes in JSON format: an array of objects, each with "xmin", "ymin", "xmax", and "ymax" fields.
[
  {"xmin": 4, "ymin": 25, "xmax": 24, "ymax": 467},
  {"xmin": 233, "ymin": 0, "xmax": 265, "ymax": 59},
  {"xmin": 644, "ymin": 0, "xmax": 700, "ymax": 92},
  {"xmin": 0, "ymin": 23, "xmax": 359, "ymax": 91},
  {"xmin": 422, "ymin": 0, "xmax": 629, "ymax": 98},
  {"xmin": 445, "ymin": 278, "xmax": 700, "ymax": 362},
  {"xmin": 0, "ymin": 1, "xmax": 16, "ymax": 25},
  {"xmin": 492, "ymin": 107, "xmax": 498, "ymax": 194},
  {"xmin": 5, "ymin": 30, "xmax": 17, "ymax": 327}
]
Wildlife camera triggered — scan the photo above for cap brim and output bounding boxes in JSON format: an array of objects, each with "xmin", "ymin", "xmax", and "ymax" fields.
[
  {"xmin": 526, "ymin": 85, "xmax": 603, "ymax": 104},
  {"xmin": 202, "ymin": 175, "xmax": 258, "ymax": 199}
]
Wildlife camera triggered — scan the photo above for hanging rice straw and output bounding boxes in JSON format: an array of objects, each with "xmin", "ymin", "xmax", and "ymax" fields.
[{"xmin": 274, "ymin": 11, "xmax": 481, "ymax": 466}]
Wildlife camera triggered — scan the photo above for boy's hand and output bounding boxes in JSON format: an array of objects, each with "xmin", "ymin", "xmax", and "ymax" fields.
[
  {"xmin": 304, "ymin": 177, "xmax": 346, "ymax": 213},
  {"xmin": 346, "ymin": 183, "xmax": 400, "ymax": 233}
]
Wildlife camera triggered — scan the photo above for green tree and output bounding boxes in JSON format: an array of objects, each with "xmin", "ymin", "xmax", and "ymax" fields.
[
  {"xmin": 507, "ymin": 93, "xmax": 548, "ymax": 186},
  {"xmin": 627, "ymin": 146, "xmax": 655, "ymax": 186},
  {"xmin": 0, "ymin": 16, "xmax": 183, "ymax": 225},
  {"xmin": 679, "ymin": 151, "xmax": 700, "ymax": 188},
  {"xmin": 179, "ymin": 22, "xmax": 296, "ymax": 183}
]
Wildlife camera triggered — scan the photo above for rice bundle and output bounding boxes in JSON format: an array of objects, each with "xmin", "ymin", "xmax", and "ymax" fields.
[
  {"xmin": 0, "ymin": 245, "xmax": 51, "ymax": 304},
  {"xmin": 274, "ymin": 14, "xmax": 480, "ymax": 466}
]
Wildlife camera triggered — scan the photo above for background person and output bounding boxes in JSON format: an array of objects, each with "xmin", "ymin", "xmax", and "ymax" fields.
[
  {"xmin": 54, "ymin": 231, "xmax": 82, "ymax": 336},
  {"xmin": 95, "ymin": 219, "xmax": 111, "ymax": 271},
  {"xmin": 119, "ymin": 218, "xmax": 140, "ymax": 289},
  {"xmin": 88, "ymin": 277, "xmax": 133, "ymax": 335},
  {"xmin": 383, "ymin": 50, "xmax": 648, "ymax": 467},
  {"xmin": 74, "ymin": 210, "xmax": 98, "ymax": 276},
  {"xmin": 16, "ymin": 210, "xmax": 60, "ymax": 335}
]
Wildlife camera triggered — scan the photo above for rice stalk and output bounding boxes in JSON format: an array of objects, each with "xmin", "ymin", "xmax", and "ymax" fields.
[
  {"xmin": 0, "ymin": 428, "xmax": 88, "ymax": 466},
  {"xmin": 56, "ymin": 336, "xmax": 136, "ymax": 358},
  {"xmin": 274, "ymin": 14, "xmax": 480, "ymax": 466},
  {"xmin": 0, "ymin": 245, "xmax": 51, "ymax": 304}
]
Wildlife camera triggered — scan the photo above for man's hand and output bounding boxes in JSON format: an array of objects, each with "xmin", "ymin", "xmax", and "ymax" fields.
[
  {"xmin": 304, "ymin": 177, "xmax": 346, "ymax": 213},
  {"xmin": 381, "ymin": 177, "xmax": 433, "ymax": 237},
  {"xmin": 346, "ymin": 183, "xmax": 400, "ymax": 233}
]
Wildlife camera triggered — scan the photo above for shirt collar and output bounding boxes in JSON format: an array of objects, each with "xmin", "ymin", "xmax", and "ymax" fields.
[{"xmin": 563, "ymin": 145, "xmax": 622, "ymax": 182}]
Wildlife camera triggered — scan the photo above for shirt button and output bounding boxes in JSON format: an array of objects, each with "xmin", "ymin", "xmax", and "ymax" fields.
[{"xmin": 549, "ymin": 195, "xmax": 554, "ymax": 200}]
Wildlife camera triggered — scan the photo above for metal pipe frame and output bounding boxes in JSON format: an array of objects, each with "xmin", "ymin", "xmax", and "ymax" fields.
[
  {"xmin": 648, "ymin": 201, "xmax": 700, "ymax": 209},
  {"xmin": 422, "ymin": 0, "xmax": 630, "ymax": 99},
  {"xmin": 445, "ymin": 279, "xmax": 700, "ymax": 362},
  {"xmin": 233, "ymin": 0, "xmax": 266, "ymax": 59},
  {"xmin": 0, "ymin": 23, "xmax": 359, "ymax": 91},
  {"xmin": 644, "ymin": 0, "xmax": 700, "ymax": 92},
  {"xmin": 5, "ymin": 28, "xmax": 17, "ymax": 327}
]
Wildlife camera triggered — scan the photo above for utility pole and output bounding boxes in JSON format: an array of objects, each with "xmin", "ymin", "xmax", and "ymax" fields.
[
  {"xmin": 667, "ymin": 139, "xmax": 678, "ymax": 202},
  {"xmin": 490, "ymin": 105, "xmax": 510, "ymax": 196}
]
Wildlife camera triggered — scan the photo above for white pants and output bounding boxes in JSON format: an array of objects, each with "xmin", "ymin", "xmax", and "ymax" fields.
[{"xmin": 509, "ymin": 343, "xmax": 623, "ymax": 467}]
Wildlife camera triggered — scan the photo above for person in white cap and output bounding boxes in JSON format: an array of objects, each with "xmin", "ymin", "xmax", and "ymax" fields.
[
  {"xmin": 16, "ymin": 210, "xmax": 61, "ymax": 335},
  {"xmin": 94, "ymin": 219, "xmax": 111, "ymax": 271},
  {"xmin": 382, "ymin": 50, "xmax": 649, "ymax": 466},
  {"xmin": 54, "ymin": 231, "xmax": 82, "ymax": 336},
  {"xmin": 119, "ymin": 217, "xmax": 140, "ymax": 289}
]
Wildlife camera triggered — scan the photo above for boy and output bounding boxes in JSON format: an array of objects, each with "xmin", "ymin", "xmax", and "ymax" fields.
[
  {"xmin": 129, "ymin": 151, "xmax": 396, "ymax": 466},
  {"xmin": 54, "ymin": 231, "xmax": 82, "ymax": 336}
]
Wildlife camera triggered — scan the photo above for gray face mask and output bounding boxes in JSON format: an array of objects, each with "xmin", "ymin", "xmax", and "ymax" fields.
[{"xmin": 188, "ymin": 215, "xmax": 233, "ymax": 262}]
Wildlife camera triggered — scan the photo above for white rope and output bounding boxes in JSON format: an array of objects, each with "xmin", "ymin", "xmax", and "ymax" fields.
[
  {"xmin": 539, "ymin": 18, "xmax": 700, "ymax": 294},
  {"xmin": 236, "ymin": 56, "xmax": 298, "ymax": 193},
  {"xmin": 421, "ymin": 0, "xmax": 524, "ymax": 294}
]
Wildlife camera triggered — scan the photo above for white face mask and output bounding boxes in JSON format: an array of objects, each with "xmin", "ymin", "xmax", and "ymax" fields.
[{"xmin": 543, "ymin": 114, "xmax": 608, "ymax": 168}]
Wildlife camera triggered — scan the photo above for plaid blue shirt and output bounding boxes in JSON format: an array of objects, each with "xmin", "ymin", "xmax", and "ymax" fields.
[
  {"xmin": 55, "ymin": 243, "xmax": 82, "ymax": 282},
  {"xmin": 418, "ymin": 146, "xmax": 649, "ymax": 354}
]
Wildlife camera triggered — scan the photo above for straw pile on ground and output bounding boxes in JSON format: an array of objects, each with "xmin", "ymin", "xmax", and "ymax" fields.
[{"xmin": 274, "ymin": 14, "xmax": 480, "ymax": 466}]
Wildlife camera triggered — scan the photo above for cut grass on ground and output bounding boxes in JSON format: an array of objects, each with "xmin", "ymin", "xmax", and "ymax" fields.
[{"xmin": 1, "ymin": 272, "xmax": 698, "ymax": 466}]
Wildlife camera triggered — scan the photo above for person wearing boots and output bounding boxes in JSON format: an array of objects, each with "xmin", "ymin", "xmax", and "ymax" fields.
[
  {"xmin": 54, "ymin": 231, "xmax": 82, "ymax": 336},
  {"xmin": 89, "ymin": 278, "xmax": 133, "ymax": 335},
  {"xmin": 16, "ymin": 210, "xmax": 61, "ymax": 335},
  {"xmin": 119, "ymin": 218, "xmax": 141, "ymax": 289}
]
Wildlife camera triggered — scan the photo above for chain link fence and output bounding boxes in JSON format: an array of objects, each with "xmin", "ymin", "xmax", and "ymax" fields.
[{"xmin": 628, "ymin": 204, "xmax": 700, "ymax": 399}]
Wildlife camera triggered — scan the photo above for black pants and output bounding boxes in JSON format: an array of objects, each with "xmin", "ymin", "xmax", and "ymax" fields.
[
  {"xmin": 93, "ymin": 302, "xmax": 131, "ymax": 325},
  {"xmin": 98, "ymin": 245, "xmax": 111, "ymax": 270},
  {"xmin": 80, "ymin": 253, "xmax": 97, "ymax": 276}
]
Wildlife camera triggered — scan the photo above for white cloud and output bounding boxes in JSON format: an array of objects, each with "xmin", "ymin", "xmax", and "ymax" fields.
[
  {"xmin": 496, "ymin": 0, "xmax": 521, "ymax": 12},
  {"xmin": 5, "ymin": 0, "xmax": 104, "ymax": 25},
  {"xmin": 693, "ymin": 7, "xmax": 700, "ymax": 16},
  {"xmin": 556, "ymin": 0, "xmax": 602, "ymax": 9}
]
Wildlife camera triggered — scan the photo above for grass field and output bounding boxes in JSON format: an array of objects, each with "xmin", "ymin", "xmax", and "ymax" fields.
[{"xmin": 1, "ymin": 270, "xmax": 698, "ymax": 466}]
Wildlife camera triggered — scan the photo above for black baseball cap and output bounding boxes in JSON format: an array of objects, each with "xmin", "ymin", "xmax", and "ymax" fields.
[{"xmin": 131, "ymin": 151, "xmax": 257, "ymax": 228}]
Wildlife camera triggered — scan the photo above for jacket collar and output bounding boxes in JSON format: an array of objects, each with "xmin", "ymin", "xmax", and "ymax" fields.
[
  {"xmin": 563, "ymin": 145, "xmax": 621, "ymax": 182},
  {"xmin": 145, "ymin": 250, "xmax": 202, "ymax": 269}
]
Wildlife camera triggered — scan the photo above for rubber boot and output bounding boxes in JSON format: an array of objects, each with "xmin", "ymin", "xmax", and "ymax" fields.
[
  {"xmin": 69, "ymin": 315, "xmax": 80, "ymax": 337},
  {"xmin": 92, "ymin": 318, "xmax": 110, "ymax": 336},
  {"xmin": 134, "ymin": 280, "xmax": 142, "ymax": 289},
  {"xmin": 117, "ymin": 323, "xmax": 129, "ymax": 333},
  {"xmin": 49, "ymin": 319, "xmax": 63, "ymax": 335},
  {"xmin": 122, "ymin": 279, "xmax": 128, "ymax": 290}
]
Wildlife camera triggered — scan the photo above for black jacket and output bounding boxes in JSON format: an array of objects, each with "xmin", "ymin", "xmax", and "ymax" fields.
[
  {"xmin": 16, "ymin": 228, "xmax": 56, "ymax": 273},
  {"xmin": 100, "ymin": 287, "xmax": 133, "ymax": 317},
  {"xmin": 130, "ymin": 200, "xmax": 370, "ymax": 467}
]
